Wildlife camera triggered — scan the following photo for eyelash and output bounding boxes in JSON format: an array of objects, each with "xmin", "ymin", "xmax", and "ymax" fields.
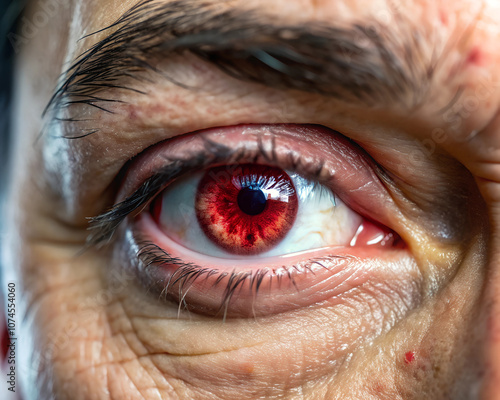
[{"xmin": 86, "ymin": 135, "xmax": 327, "ymax": 247}]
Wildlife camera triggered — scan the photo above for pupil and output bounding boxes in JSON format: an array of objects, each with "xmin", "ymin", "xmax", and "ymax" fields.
[{"xmin": 237, "ymin": 186, "xmax": 267, "ymax": 216}]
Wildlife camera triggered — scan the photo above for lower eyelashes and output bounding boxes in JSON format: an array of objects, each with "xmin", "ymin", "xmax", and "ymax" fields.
[{"xmin": 128, "ymin": 220, "xmax": 412, "ymax": 319}]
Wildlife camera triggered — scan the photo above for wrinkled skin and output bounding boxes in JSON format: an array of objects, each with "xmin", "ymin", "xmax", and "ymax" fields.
[{"xmin": 4, "ymin": 0, "xmax": 500, "ymax": 399}]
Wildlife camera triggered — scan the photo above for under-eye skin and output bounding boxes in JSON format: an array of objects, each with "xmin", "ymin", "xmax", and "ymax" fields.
[{"xmin": 89, "ymin": 124, "xmax": 418, "ymax": 319}]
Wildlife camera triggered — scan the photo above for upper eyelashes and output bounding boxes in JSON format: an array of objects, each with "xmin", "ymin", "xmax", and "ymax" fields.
[{"xmin": 86, "ymin": 132, "xmax": 326, "ymax": 248}]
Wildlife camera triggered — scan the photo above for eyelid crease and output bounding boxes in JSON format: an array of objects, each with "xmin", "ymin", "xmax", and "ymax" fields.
[{"xmin": 86, "ymin": 136, "xmax": 327, "ymax": 248}]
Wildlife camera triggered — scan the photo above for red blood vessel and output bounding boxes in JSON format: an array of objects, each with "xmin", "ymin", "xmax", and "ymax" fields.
[{"xmin": 195, "ymin": 164, "xmax": 298, "ymax": 255}]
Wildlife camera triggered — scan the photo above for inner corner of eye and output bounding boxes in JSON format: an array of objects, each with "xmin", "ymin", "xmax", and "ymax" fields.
[{"xmin": 145, "ymin": 163, "xmax": 402, "ymax": 259}]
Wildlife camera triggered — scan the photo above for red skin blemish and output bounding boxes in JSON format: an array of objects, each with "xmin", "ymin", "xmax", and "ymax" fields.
[
  {"xmin": 466, "ymin": 47, "xmax": 482, "ymax": 66},
  {"xmin": 405, "ymin": 351, "xmax": 415, "ymax": 364},
  {"xmin": 439, "ymin": 10, "xmax": 448, "ymax": 26}
]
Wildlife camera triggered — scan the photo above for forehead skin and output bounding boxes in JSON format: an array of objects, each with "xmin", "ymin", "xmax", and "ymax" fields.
[{"xmin": 5, "ymin": 0, "xmax": 500, "ymax": 399}]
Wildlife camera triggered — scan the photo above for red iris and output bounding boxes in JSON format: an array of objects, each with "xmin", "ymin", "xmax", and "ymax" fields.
[{"xmin": 195, "ymin": 164, "xmax": 298, "ymax": 255}]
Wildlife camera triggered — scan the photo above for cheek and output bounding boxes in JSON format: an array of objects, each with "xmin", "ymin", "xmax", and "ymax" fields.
[{"xmin": 123, "ymin": 277, "xmax": 421, "ymax": 399}]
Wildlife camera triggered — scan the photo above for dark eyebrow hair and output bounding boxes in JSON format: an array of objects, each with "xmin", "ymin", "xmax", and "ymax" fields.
[{"xmin": 44, "ymin": 0, "xmax": 436, "ymax": 120}]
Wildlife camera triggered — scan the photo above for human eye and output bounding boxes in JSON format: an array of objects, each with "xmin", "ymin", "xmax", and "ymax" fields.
[
  {"xmin": 152, "ymin": 164, "xmax": 362, "ymax": 258},
  {"xmin": 88, "ymin": 124, "xmax": 413, "ymax": 319}
]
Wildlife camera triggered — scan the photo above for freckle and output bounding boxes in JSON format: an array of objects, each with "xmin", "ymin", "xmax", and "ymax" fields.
[
  {"xmin": 405, "ymin": 351, "xmax": 415, "ymax": 364},
  {"xmin": 241, "ymin": 362, "xmax": 254, "ymax": 374}
]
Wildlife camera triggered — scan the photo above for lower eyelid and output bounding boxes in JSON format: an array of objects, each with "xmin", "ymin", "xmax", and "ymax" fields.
[{"xmin": 125, "ymin": 212, "xmax": 412, "ymax": 318}]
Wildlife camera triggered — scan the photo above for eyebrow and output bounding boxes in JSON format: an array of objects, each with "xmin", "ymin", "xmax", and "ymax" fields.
[{"xmin": 44, "ymin": 0, "xmax": 435, "ymax": 120}]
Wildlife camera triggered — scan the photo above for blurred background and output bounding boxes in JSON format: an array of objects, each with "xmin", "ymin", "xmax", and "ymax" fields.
[
  {"xmin": 1, "ymin": 0, "xmax": 18, "ymax": 198},
  {"xmin": 1, "ymin": 0, "xmax": 25, "ymax": 372},
  {"xmin": 1, "ymin": 0, "xmax": 25, "ymax": 189}
]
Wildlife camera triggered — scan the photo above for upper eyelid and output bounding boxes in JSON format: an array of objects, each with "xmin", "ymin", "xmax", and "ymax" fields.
[
  {"xmin": 86, "ymin": 136, "xmax": 327, "ymax": 248},
  {"xmin": 86, "ymin": 140, "xmax": 233, "ymax": 247}
]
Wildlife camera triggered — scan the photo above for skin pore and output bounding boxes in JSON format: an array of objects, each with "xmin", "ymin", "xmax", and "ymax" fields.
[{"xmin": 4, "ymin": 0, "xmax": 500, "ymax": 399}]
